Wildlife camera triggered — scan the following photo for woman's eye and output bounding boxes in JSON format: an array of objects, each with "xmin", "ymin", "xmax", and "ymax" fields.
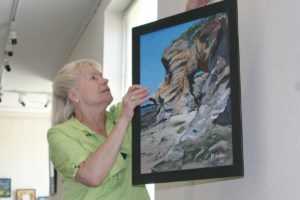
[
  {"xmin": 88, "ymin": 73, "xmax": 102, "ymax": 80},
  {"xmin": 90, "ymin": 75, "xmax": 98, "ymax": 80}
]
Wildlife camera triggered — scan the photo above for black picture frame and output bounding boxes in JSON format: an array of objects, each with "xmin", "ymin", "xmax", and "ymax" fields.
[
  {"xmin": 16, "ymin": 189, "xmax": 36, "ymax": 200},
  {"xmin": 0, "ymin": 178, "xmax": 11, "ymax": 197},
  {"xmin": 49, "ymin": 160, "xmax": 57, "ymax": 195},
  {"xmin": 132, "ymin": 0, "xmax": 243, "ymax": 185}
]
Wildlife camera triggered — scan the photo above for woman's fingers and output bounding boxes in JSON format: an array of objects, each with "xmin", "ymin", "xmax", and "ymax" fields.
[
  {"xmin": 126, "ymin": 85, "xmax": 148, "ymax": 105},
  {"xmin": 128, "ymin": 84, "xmax": 143, "ymax": 92},
  {"xmin": 121, "ymin": 85, "xmax": 148, "ymax": 122},
  {"xmin": 129, "ymin": 87, "xmax": 148, "ymax": 103}
]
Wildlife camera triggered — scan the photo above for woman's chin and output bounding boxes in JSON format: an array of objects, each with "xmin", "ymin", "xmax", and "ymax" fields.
[{"xmin": 105, "ymin": 95, "xmax": 113, "ymax": 106}]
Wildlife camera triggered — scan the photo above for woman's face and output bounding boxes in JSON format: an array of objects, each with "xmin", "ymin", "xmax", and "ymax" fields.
[{"xmin": 73, "ymin": 66, "xmax": 113, "ymax": 109}]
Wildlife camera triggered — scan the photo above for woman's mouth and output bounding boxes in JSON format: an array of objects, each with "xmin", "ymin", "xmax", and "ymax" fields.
[{"xmin": 102, "ymin": 88, "xmax": 110, "ymax": 93}]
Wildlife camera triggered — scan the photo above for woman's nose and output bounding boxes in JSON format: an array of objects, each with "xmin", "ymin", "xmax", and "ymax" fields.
[{"xmin": 100, "ymin": 77, "xmax": 109, "ymax": 84}]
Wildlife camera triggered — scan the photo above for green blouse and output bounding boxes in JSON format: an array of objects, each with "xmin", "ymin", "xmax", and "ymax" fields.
[{"xmin": 47, "ymin": 103, "xmax": 149, "ymax": 200}]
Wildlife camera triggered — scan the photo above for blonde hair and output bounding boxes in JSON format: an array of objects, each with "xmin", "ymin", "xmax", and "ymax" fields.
[{"xmin": 51, "ymin": 59, "xmax": 101, "ymax": 125}]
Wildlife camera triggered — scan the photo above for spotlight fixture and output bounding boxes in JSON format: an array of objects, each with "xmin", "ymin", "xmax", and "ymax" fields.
[
  {"xmin": 5, "ymin": 43, "xmax": 13, "ymax": 57},
  {"xmin": 1, "ymin": 90, "xmax": 52, "ymax": 108},
  {"xmin": 9, "ymin": 21, "xmax": 17, "ymax": 45},
  {"xmin": 18, "ymin": 93, "xmax": 26, "ymax": 107},
  {"xmin": 9, "ymin": 31, "xmax": 17, "ymax": 45},
  {"xmin": 0, "ymin": 91, "xmax": 2, "ymax": 103},
  {"xmin": 3, "ymin": 58, "xmax": 11, "ymax": 72},
  {"xmin": 44, "ymin": 96, "xmax": 51, "ymax": 108}
]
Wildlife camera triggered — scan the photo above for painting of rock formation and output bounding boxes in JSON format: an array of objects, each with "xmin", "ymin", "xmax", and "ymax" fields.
[
  {"xmin": 132, "ymin": 0, "xmax": 243, "ymax": 185},
  {"xmin": 139, "ymin": 12, "xmax": 233, "ymax": 174}
]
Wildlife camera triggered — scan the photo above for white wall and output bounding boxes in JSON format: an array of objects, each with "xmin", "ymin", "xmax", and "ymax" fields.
[
  {"xmin": 102, "ymin": 6, "xmax": 124, "ymax": 104},
  {"xmin": 155, "ymin": 0, "xmax": 300, "ymax": 199},
  {"xmin": 0, "ymin": 112, "xmax": 51, "ymax": 200},
  {"xmin": 67, "ymin": 0, "xmax": 131, "ymax": 104},
  {"xmin": 67, "ymin": 0, "xmax": 109, "ymax": 65}
]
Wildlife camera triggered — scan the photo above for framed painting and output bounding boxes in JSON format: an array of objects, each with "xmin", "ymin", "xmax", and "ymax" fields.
[
  {"xmin": 0, "ymin": 178, "xmax": 11, "ymax": 197},
  {"xmin": 16, "ymin": 189, "xmax": 36, "ymax": 200},
  {"xmin": 49, "ymin": 160, "xmax": 57, "ymax": 195},
  {"xmin": 37, "ymin": 197, "xmax": 49, "ymax": 200},
  {"xmin": 132, "ymin": 0, "xmax": 243, "ymax": 184}
]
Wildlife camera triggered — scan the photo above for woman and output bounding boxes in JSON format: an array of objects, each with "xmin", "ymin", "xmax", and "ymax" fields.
[{"xmin": 48, "ymin": 59, "xmax": 150, "ymax": 200}]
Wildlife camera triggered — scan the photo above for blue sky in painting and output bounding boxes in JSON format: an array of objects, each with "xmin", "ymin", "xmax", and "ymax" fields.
[{"xmin": 140, "ymin": 19, "xmax": 199, "ymax": 95}]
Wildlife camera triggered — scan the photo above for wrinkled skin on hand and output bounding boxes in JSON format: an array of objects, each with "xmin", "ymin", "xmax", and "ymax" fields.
[{"xmin": 121, "ymin": 84, "xmax": 149, "ymax": 122}]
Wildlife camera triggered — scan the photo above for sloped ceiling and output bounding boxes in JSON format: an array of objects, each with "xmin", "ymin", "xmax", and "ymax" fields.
[{"xmin": 0, "ymin": 0, "xmax": 102, "ymax": 113}]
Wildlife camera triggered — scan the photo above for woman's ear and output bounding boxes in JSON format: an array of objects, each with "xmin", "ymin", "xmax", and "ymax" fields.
[{"xmin": 67, "ymin": 89, "xmax": 79, "ymax": 103}]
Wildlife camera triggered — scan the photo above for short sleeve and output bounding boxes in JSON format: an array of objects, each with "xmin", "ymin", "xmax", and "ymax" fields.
[{"xmin": 47, "ymin": 127, "xmax": 90, "ymax": 179}]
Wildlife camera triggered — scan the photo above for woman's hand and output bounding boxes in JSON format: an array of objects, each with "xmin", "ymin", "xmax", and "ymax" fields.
[
  {"xmin": 120, "ymin": 85, "xmax": 149, "ymax": 123},
  {"xmin": 186, "ymin": 0, "xmax": 209, "ymax": 11}
]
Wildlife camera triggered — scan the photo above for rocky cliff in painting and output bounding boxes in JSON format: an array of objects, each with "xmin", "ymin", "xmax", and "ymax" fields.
[{"xmin": 140, "ymin": 13, "xmax": 233, "ymax": 173}]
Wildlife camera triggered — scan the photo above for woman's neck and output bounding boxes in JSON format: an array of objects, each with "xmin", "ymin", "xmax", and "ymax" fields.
[{"xmin": 75, "ymin": 108, "xmax": 107, "ymax": 137}]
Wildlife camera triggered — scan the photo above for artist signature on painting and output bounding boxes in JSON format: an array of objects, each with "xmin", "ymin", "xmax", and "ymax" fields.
[{"xmin": 210, "ymin": 152, "xmax": 225, "ymax": 162}]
